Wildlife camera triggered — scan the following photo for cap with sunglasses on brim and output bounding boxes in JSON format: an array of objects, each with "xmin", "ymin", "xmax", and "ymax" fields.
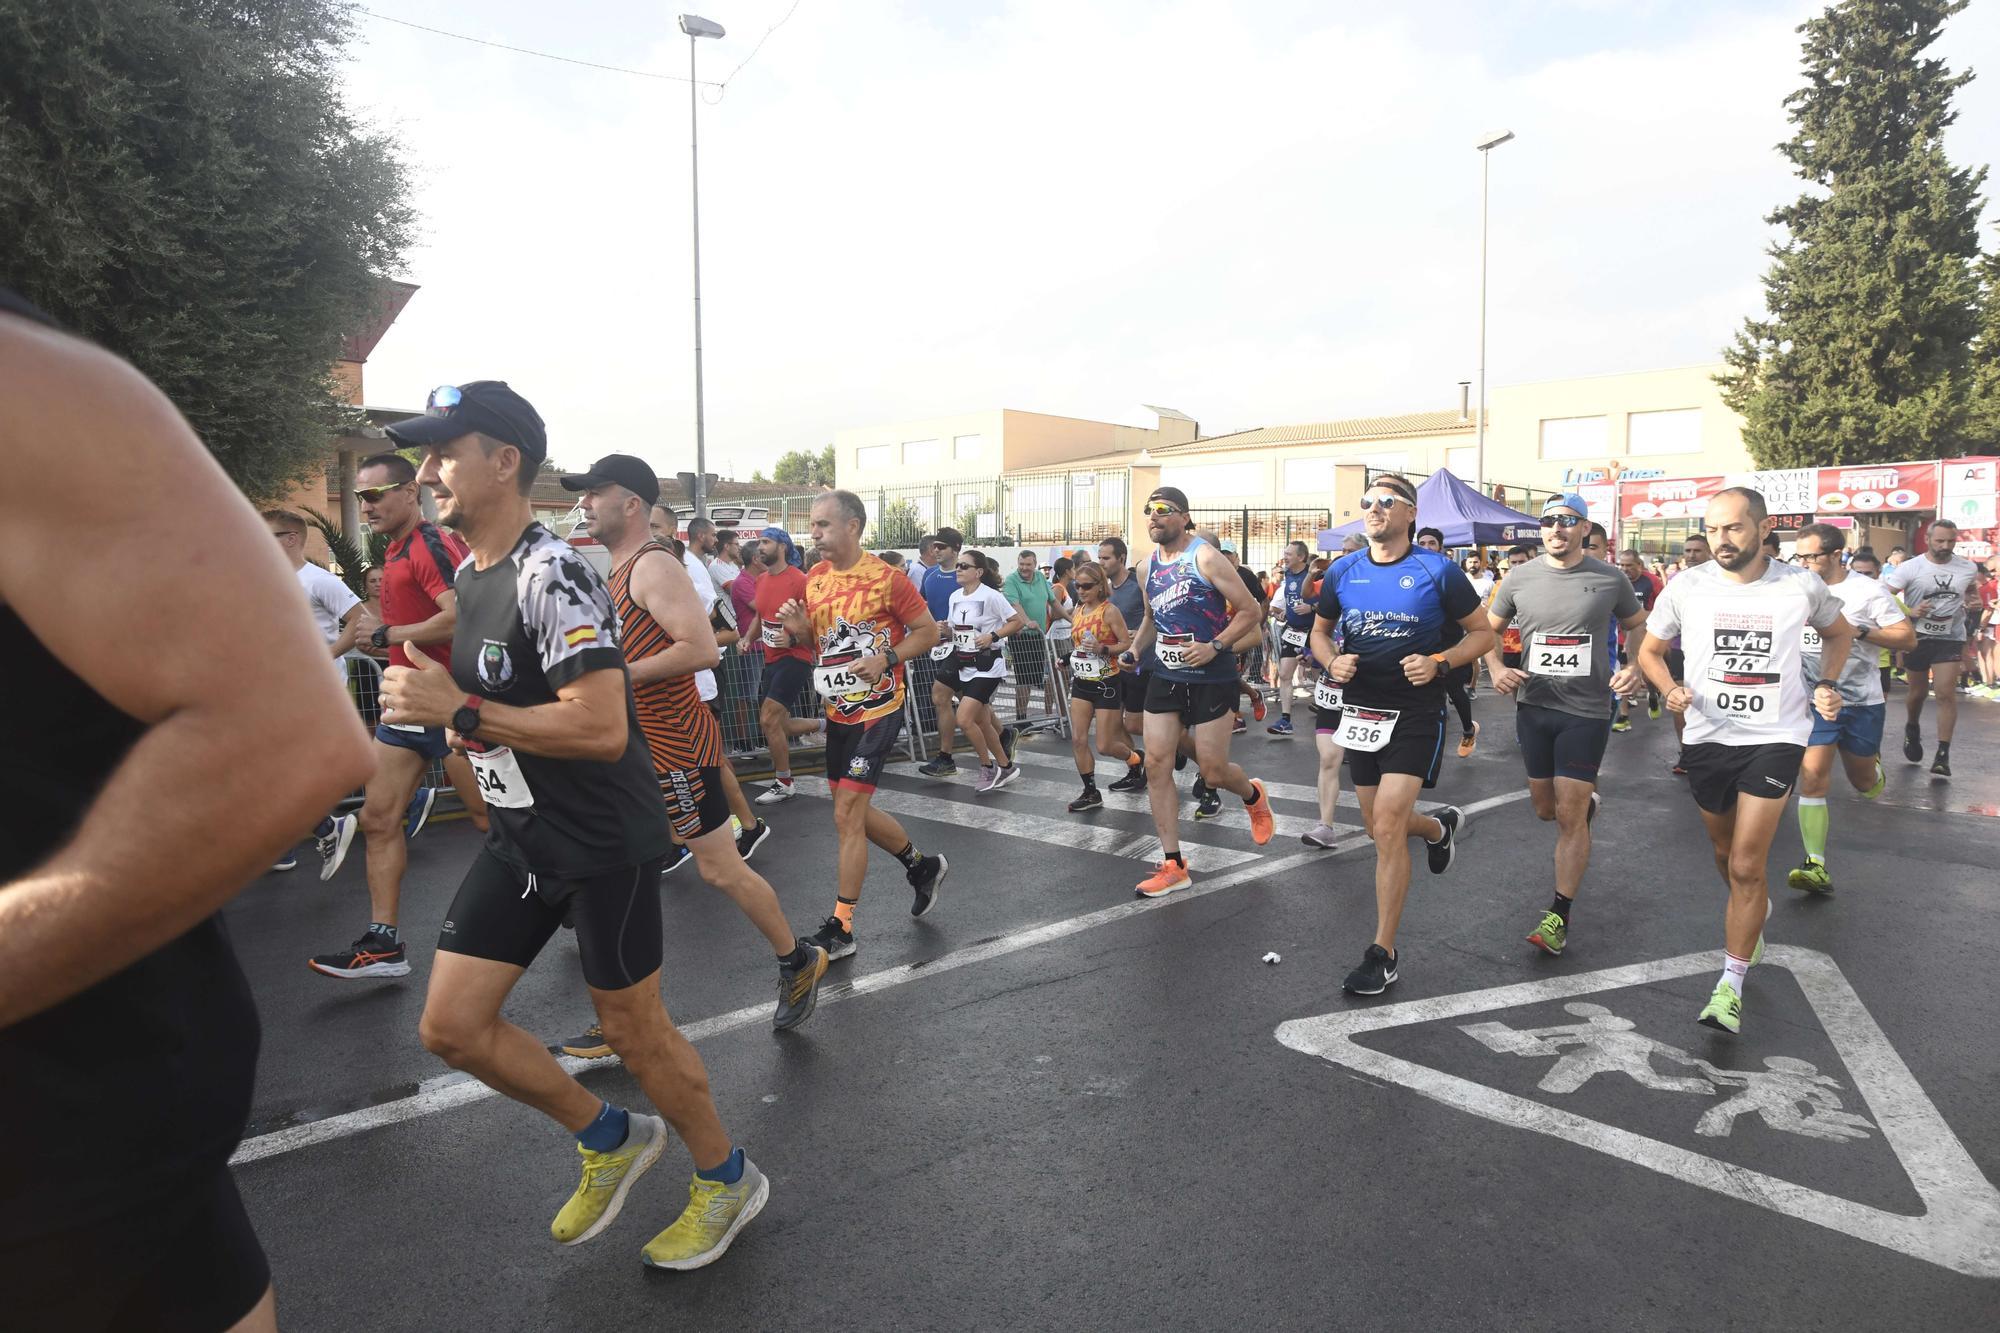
[
  {"xmin": 385, "ymin": 381, "xmax": 549, "ymax": 464},
  {"xmin": 1145, "ymin": 486, "xmax": 1192, "ymax": 514},
  {"xmin": 1542, "ymin": 493, "xmax": 1590, "ymax": 519},
  {"xmin": 559, "ymin": 454, "xmax": 660, "ymax": 507}
]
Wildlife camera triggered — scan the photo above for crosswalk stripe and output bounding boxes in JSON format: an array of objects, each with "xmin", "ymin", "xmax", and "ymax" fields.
[
  {"xmin": 887, "ymin": 766, "xmax": 1344, "ymax": 842},
  {"xmin": 1004, "ymin": 746, "xmax": 1448, "ymax": 813}
]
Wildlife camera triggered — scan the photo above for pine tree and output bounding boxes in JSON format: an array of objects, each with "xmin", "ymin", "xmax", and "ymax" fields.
[
  {"xmin": 1972, "ymin": 243, "xmax": 2000, "ymax": 449},
  {"xmin": 1719, "ymin": 0, "xmax": 1987, "ymax": 467}
]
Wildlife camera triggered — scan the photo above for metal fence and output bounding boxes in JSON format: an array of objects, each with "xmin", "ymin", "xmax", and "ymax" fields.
[
  {"xmin": 859, "ymin": 467, "xmax": 1135, "ymax": 551},
  {"xmin": 1187, "ymin": 507, "xmax": 1333, "ymax": 572},
  {"xmin": 901, "ymin": 626, "xmax": 1073, "ymax": 757}
]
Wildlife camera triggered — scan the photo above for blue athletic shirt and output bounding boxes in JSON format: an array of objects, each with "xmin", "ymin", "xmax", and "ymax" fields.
[
  {"xmin": 1146, "ymin": 535, "xmax": 1237, "ymax": 683},
  {"xmin": 1315, "ymin": 546, "xmax": 1481, "ymax": 709},
  {"xmin": 1277, "ymin": 566, "xmax": 1315, "ymax": 632}
]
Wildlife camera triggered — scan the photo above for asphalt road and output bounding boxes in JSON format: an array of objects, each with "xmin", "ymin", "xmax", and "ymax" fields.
[{"xmin": 227, "ymin": 685, "xmax": 2000, "ymax": 1330}]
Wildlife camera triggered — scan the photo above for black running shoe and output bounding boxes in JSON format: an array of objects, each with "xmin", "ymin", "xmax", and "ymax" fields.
[
  {"xmin": 908, "ymin": 853, "xmax": 948, "ymax": 917},
  {"xmin": 1931, "ymin": 746, "xmax": 1951, "ymax": 778},
  {"xmin": 1193, "ymin": 784, "xmax": 1222, "ymax": 821},
  {"xmin": 1903, "ymin": 723, "xmax": 1924, "ymax": 765},
  {"xmin": 1174, "ymin": 750, "xmax": 1188, "ymax": 772},
  {"xmin": 1343, "ymin": 943, "xmax": 1398, "ymax": 995},
  {"xmin": 773, "ymin": 942, "xmax": 831, "ymax": 1031},
  {"xmin": 736, "ymin": 819, "xmax": 772, "ymax": 863},
  {"xmin": 1425, "ymin": 806, "xmax": 1461, "ymax": 875},
  {"xmin": 999, "ymin": 726, "xmax": 1016, "ymax": 765},
  {"xmin": 1108, "ymin": 763, "xmax": 1147, "ymax": 793},
  {"xmin": 809, "ymin": 915, "xmax": 856, "ymax": 961},
  {"xmin": 560, "ymin": 1022, "xmax": 612, "ymax": 1059},
  {"xmin": 308, "ymin": 929, "xmax": 410, "ymax": 980},
  {"xmin": 1068, "ymin": 784, "xmax": 1103, "ymax": 813},
  {"xmin": 917, "ymin": 754, "xmax": 957, "ymax": 778}
]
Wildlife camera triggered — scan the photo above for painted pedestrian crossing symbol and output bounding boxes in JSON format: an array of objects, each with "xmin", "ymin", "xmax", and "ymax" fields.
[
  {"xmin": 1460, "ymin": 1003, "xmax": 1876, "ymax": 1142},
  {"xmin": 1274, "ymin": 946, "xmax": 2000, "ymax": 1277}
]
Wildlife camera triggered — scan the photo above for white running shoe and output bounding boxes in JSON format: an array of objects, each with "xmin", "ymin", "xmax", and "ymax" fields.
[{"xmin": 754, "ymin": 781, "xmax": 797, "ymax": 805}]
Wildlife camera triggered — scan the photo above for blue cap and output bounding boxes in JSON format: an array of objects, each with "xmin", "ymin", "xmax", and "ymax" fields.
[{"xmin": 1543, "ymin": 493, "xmax": 1590, "ymax": 518}]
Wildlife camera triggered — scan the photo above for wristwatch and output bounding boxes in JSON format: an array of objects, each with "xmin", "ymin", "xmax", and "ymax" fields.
[
  {"xmin": 451, "ymin": 695, "xmax": 484, "ymax": 737},
  {"xmin": 371, "ymin": 624, "xmax": 392, "ymax": 650},
  {"xmin": 1430, "ymin": 652, "xmax": 1451, "ymax": 673},
  {"xmin": 1814, "ymin": 678, "xmax": 1838, "ymax": 694}
]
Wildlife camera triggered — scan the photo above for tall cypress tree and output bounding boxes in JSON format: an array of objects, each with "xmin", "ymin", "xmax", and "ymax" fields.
[{"xmin": 1719, "ymin": 0, "xmax": 1987, "ymax": 467}]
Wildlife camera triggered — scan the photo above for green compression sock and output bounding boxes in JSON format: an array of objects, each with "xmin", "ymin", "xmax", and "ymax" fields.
[{"xmin": 1797, "ymin": 796, "xmax": 1829, "ymax": 864}]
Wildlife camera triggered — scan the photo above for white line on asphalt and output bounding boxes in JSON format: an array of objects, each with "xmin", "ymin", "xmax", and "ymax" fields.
[
  {"xmin": 1005, "ymin": 747, "xmax": 1444, "ymax": 812},
  {"xmin": 903, "ymin": 765, "xmax": 1342, "ymax": 841},
  {"xmin": 230, "ymin": 788, "xmax": 1528, "ymax": 1166}
]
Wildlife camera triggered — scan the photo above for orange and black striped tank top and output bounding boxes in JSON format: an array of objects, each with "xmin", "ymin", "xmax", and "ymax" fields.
[
  {"xmin": 1068, "ymin": 601, "xmax": 1122, "ymax": 675},
  {"xmin": 610, "ymin": 541, "xmax": 722, "ymax": 773}
]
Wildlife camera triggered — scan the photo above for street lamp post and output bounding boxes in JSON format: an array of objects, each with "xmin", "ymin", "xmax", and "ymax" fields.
[
  {"xmin": 1472, "ymin": 126, "xmax": 1512, "ymax": 492},
  {"xmin": 679, "ymin": 13, "xmax": 725, "ymax": 520}
]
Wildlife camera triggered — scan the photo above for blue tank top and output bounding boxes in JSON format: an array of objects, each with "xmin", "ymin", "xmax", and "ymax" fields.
[
  {"xmin": 1146, "ymin": 536, "xmax": 1236, "ymax": 682},
  {"xmin": 1278, "ymin": 566, "xmax": 1314, "ymax": 630}
]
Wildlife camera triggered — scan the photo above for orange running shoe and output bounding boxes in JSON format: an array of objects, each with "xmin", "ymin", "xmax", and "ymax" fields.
[
  {"xmin": 1457, "ymin": 721, "xmax": 1480, "ymax": 759},
  {"xmin": 1252, "ymin": 693, "xmax": 1267, "ymax": 722},
  {"xmin": 1135, "ymin": 859, "xmax": 1191, "ymax": 898},
  {"xmin": 1246, "ymin": 779, "xmax": 1274, "ymax": 845}
]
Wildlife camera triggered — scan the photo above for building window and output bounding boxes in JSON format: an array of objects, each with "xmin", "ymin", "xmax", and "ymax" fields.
[
  {"xmin": 1628, "ymin": 408, "xmax": 1701, "ymax": 456},
  {"xmin": 903, "ymin": 438, "xmax": 942, "ymax": 466},
  {"xmin": 953, "ymin": 433, "xmax": 985, "ymax": 460},
  {"xmin": 1538, "ymin": 416, "xmax": 1608, "ymax": 461},
  {"xmin": 855, "ymin": 444, "xmax": 892, "ymax": 470}
]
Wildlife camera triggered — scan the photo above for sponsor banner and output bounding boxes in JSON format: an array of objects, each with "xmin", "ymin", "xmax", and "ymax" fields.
[
  {"xmin": 1954, "ymin": 527, "xmax": 1993, "ymax": 560},
  {"xmin": 1943, "ymin": 493, "xmax": 1997, "ymax": 528},
  {"xmin": 1724, "ymin": 468, "xmax": 1818, "ymax": 516},
  {"xmin": 1813, "ymin": 462, "xmax": 1937, "ymax": 513},
  {"xmin": 1577, "ymin": 483, "xmax": 1618, "ymax": 528},
  {"xmin": 1942, "ymin": 458, "xmax": 1998, "ymax": 499},
  {"xmin": 1620, "ymin": 475, "xmax": 1726, "ymax": 521}
]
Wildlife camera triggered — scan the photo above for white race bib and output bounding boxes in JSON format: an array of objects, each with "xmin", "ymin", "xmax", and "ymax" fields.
[
  {"xmin": 1070, "ymin": 652, "xmax": 1107, "ymax": 681},
  {"xmin": 1918, "ymin": 617, "xmax": 1956, "ymax": 638},
  {"xmin": 1313, "ymin": 677, "xmax": 1344, "ymax": 712},
  {"xmin": 929, "ymin": 641, "xmax": 954, "ymax": 662},
  {"xmin": 1335, "ymin": 705, "xmax": 1399, "ymax": 752},
  {"xmin": 1281, "ymin": 626, "xmax": 1308, "ymax": 649},
  {"xmin": 1527, "ymin": 632, "xmax": 1591, "ymax": 677},
  {"xmin": 952, "ymin": 626, "xmax": 979, "ymax": 655},
  {"xmin": 1801, "ymin": 625, "xmax": 1822, "ymax": 652},
  {"xmin": 383, "ymin": 721, "xmax": 429, "ymax": 734},
  {"xmin": 760, "ymin": 620, "xmax": 788, "ymax": 649},
  {"xmin": 1156, "ymin": 633, "xmax": 1197, "ymax": 671},
  {"xmin": 813, "ymin": 661, "xmax": 869, "ymax": 698},
  {"xmin": 468, "ymin": 745, "xmax": 534, "ymax": 809},
  {"xmin": 1704, "ymin": 668, "xmax": 1781, "ymax": 722}
]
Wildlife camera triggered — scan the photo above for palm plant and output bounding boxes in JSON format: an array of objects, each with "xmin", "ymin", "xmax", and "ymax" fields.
[{"xmin": 303, "ymin": 507, "xmax": 387, "ymax": 595}]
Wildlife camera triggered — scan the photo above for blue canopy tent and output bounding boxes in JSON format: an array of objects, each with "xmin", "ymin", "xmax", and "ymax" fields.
[{"xmin": 1318, "ymin": 467, "xmax": 1542, "ymax": 550}]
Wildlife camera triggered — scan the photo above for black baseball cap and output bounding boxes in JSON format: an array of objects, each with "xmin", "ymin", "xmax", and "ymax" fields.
[
  {"xmin": 559, "ymin": 453, "xmax": 660, "ymax": 507},
  {"xmin": 384, "ymin": 381, "xmax": 548, "ymax": 464},
  {"xmin": 1147, "ymin": 485, "xmax": 1192, "ymax": 513}
]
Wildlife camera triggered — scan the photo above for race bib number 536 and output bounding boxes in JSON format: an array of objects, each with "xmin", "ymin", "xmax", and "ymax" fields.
[{"xmin": 1335, "ymin": 705, "xmax": 1399, "ymax": 752}]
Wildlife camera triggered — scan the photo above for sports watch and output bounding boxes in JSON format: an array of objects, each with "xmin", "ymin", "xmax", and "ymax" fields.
[
  {"xmin": 371, "ymin": 624, "xmax": 392, "ymax": 650},
  {"xmin": 451, "ymin": 695, "xmax": 484, "ymax": 738}
]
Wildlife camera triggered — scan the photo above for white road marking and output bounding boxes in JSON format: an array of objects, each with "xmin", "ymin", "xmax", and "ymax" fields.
[
  {"xmin": 914, "ymin": 767, "xmax": 1339, "ymax": 841},
  {"xmin": 1274, "ymin": 946, "xmax": 2000, "ymax": 1278},
  {"xmin": 1008, "ymin": 747, "xmax": 1391, "ymax": 810}
]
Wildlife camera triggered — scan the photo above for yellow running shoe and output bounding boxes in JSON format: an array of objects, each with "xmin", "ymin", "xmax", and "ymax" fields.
[
  {"xmin": 551, "ymin": 1112, "xmax": 667, "ymax": 1246},
  {"xmin": 641, "ymin": 1157, "xmax": 770, "ymax": 1270}
]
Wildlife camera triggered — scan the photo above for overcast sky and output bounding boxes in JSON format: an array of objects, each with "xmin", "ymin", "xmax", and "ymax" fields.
[{"xmin": 339, "ymin": 0, "xmax": 2000, "ymax": 479}]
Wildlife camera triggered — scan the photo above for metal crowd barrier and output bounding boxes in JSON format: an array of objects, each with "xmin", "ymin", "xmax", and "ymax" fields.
[{"xmin": 900, "ymin": 627, "xmax": 1073, "ymax": 760}]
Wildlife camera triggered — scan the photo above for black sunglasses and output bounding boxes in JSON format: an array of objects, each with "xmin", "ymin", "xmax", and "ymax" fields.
[
  {"xmin": 955, "ymin": 561, "xmax": 978, "ymax": 570},
  {"xmin": 1540, "ymin": 513, "xmax": 1583, "ymax": 529}
]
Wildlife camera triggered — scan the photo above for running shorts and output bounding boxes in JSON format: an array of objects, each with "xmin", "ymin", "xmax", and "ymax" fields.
[
  {"xmin": 936, "ymin": 665, "xmax": 1002, "ymax": 705},
  {"xmin": 760, "ymin": 656, "xmax": 812, "ymax": 710},
  {"xmin": 1905, "ymin": 638, "xmax": 1966, "ymax": 671},
  {"xmin": 6, "ymin": 1167, "xmax": 270, "ymax": 1333},
  {"xmin": 660, "ymin": 764, "xmax": 731, "ymax": 839},
  {"xmin": 1071, "ymin": 676, "xmax": 1120, "ymax": 709},
  {"xmin": 1313, "ymin": 705, "xmax": 1345, "ymax": 735},
  {"xmin": 1143, "ymin": 675, "xmax": 1237, "ymax": 726},
  {"xmin": 1119, "ymin": 669, "xmax": 1148, "ymax": 713},
  {"xmin": 1345, "ymin": 705, "xmax": 1447, "ymax": 789},
  {"xmin": 437, "ymin": 847, "xmax": 666, "ymax": 991},
  {"xmin": 375, "ymin": 721, "xmax": 449, "ymax": 760},
  {"xmin": 1807, "ymin": 701, "xmax": 1885, "ymax": 757},
  {"xmin": 826, "ymin": 712, "xmax": 905, "ymax": 791},
  {"xmin": 1516, "ymin": 703, "xmax": 1614, "ymax": 783},
  {"xmin": 1682, "ymin": 742, "xmax": 1805, "ymax": 814},
  {"xmin": 1279, "ymin": 638, "xmax": 1305, "ymax": 660}
]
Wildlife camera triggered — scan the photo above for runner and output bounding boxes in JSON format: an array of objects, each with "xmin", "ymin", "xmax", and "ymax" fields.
[
  {"xmin": 1664, "ymin": 531, "xmax": 1715, "ymax": 774},
  {"xmin": 1637, "ymin": 488, "xmax": 1854, "ymax": 1034},
  {"xmin": 915, "ymin": 528, "xmax": 973, "ymax": 775},
  {"xmin": 1127, "ymin": 487, "xmax": 1276, "ymax": 895},
  {"xmin": 309, "ymin": 448, "xmax": 483, "ymax": 979},
  {"xmin": 1883, "ymin": 518, "xmax": 1983, "ymax": 776},
  {"xmin": 942, "ymin": 548, "xmax": 1027, "ymax": 793},
  {"xmin": 1064, "ymin": 559, "xmax": 1138, "ymax": 811},
  {"xmin": 1218, "ymin": 540, "xmax": 1269, "ymax": 734},
  {"xmin": 1417, "ymin": 527, "xmax": 1479, "ymax": 757},
  {"xmin": 1484, "ymin": 495, "xmax": 1649, "ymax": 956},
  {"xmin": 1316, "ymin": 475, "xmax": 1491, "ymax": 993},
  {"xmin": 1484, "ymin": 543, "xmax": 1534, "ymax": 691},
  {"xmin": 558, "ymin": 455, "xmax": 828, "ymax": 1055},
  {"xmin": 1267, "ymin": 540, "xmax": 1316, "ymax": 737},
  {"xmin": 1, "ymin": 287, "xmax": 375, "ymax": 1333},
  {"xmin": 383, "ymin": 385, "xmax": 767, "ymax": 1269},
  {"xmin": 1846, "ymin": 548, "xmax": 1897, "ymax": 697},
  {"xmin": 1301, "ymin": 604, "xmax": 1349, "ymax": 851},
  {"xmin": 1099, "ymin": 536, "xmax": 1152, "ymax": 792},
  {"xmin": 746, "ymin": 525, "xmax": 830, "ymax": 804},
  {"xmin": 1785, "ymin": 524, "xmax": 1913, "ymax": 894},
  {"xmin": 1614, "ymin": 548, "xmax": 1663, "ymax": 731},
  {"xmin": 773, "ymin": 490, "xmax": 947, "ymax": 956}
]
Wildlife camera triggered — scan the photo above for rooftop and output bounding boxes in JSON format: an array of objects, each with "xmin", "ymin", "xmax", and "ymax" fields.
[{"xmin": 1150, "ymin": 409, "xmax": 1480, "ymax": 458}]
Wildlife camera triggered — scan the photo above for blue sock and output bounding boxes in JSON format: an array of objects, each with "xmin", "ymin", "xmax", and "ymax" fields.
[
  {"xmin": 695, "ymin": 1146, "xmax": 744, "ymax": 1185},
  {"xmin": 576, "ymin": 1100, "xmax": 630, "ymax": 1152}
]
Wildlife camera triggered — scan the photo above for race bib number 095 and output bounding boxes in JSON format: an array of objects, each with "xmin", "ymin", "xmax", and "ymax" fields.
[{"xmin": 1335, "ymin": 705, "xmax": 1399, "ymax": 752}]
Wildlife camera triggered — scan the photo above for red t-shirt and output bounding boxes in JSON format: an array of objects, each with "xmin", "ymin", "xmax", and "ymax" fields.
[
  {"xmin": 381, "ymin": 521, "xmax": 469, "ymax": 668},
  {"xmin": 752, "ymin": 564, "xmax": 811, "ymax": 663}
]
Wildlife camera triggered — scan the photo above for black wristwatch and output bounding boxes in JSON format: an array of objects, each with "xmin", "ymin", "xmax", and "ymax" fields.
[
  {"xmin": 371, "ymin": 624, "xmax": 392, "ymax": 650},
  {"xmin": 1814, "ymin": 678, "xmax": 1838, "ymax": 694},
  {"xmin": 452, "ymin": 696, "xmax": 483, "ymax": 737}
]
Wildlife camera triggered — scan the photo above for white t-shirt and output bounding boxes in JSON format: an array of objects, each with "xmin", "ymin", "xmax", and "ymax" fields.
[
  {"xmin": 1883, "ymin": 553, "xmax": 1981, "ymax": 640},
  {"xmin": 1469, "ymin": 572, "xmax": 1496, "ymax": 600},
  {"xmin": 709, "ymin": 556, "xmax": 740, "ymax": 589},
  {"xmin": 1805, "ymin": 572, "xmax": 1904, "ymax": 706},
  {"xmin": 947, "ymin": 585, "xmax": 1014, "ymax": 681},
  {"xmin": 1646, "ymin": 558, "xmax": 1842, "ymax": 747},
  {"xmin": 683, "ymin": 549, "xmax": 720, "ymax": 702},
  {"xmin": 297, "ymin": 562, "xmax": 360, "ymax": 679}
]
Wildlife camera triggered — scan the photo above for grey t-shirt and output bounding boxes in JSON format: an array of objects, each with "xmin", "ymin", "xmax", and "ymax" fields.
[
  {"xmin": 1489, "ymin": 554, "xmax": 1643, "ymax": 720},
  {"xmin": 1882, "ymin": 553, "xmax": 1981, "ymax": 640},
  {"xmin": 1105, "ymin": 568, "xmax": 1148, "ymax": 672}
]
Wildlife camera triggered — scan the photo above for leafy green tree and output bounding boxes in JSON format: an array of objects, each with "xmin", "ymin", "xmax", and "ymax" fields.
[
  {"xmin": 870, "ymin": 500, "xmax": 923, "ymax": 551},
  {"xmin": 0, "ymin": 0, "xmax": 415, "ymax": 500},
  {"xmin": 771, "ymin": 444, "xmax": 836, "ymax": 487},
  {"xmin": 1719, "ymin": 0, "xmax": 1987, "ymax": 466},
  {"xmin": 1972, "ymin": 243, "xmax": 2000, "ymax": 450}
]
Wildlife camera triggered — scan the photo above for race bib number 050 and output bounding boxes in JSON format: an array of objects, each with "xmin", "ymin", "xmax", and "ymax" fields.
[
  {"xmin": 1705, "ymin": 668, "xmax": 1780, "ymax": 720},
  {"xmin": 1313, "ymin": 677, "xmax": 1344, "ymax": 712},
  {"xmin": 1528, "ymin": 632, "xmax": 1590, "ymax": 677},
  {"xmin": 1335, "ymin": 705, "xmax": 1399, "ymax": 752},
  {"xmin": 468, "ymin": 745, "xmax": 534, "ymax": 810}
]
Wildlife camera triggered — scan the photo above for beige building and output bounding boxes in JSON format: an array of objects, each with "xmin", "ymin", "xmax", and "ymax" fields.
[{"xmin": 1483, "ymin": 363, "xmax": 1750, "ymax": 493}]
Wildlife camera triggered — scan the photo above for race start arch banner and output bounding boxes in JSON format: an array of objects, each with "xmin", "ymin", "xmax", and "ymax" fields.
[{"xmin": 1812, "ymin": 462, "xmax": 1939, "ymax": 514}]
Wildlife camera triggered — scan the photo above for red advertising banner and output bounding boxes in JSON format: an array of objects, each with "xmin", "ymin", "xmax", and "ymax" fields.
[
  {"xmin": 1619, "ymin": 475, "xmax": 1726, "ymax": 520},
  {"xmin": 1812, "ymin": 462, "xmax": 1939, "ymax": 513}
]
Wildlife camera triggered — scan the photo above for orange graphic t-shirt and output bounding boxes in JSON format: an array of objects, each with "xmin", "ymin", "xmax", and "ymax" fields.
[{"xmin": 806, "ymin": 552, "xmax": 929, "ymax": 724}]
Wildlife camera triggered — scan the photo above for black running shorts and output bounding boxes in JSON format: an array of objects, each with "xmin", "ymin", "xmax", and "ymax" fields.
[
  {"xmin": 1143, "ymin": 674, "xmax": 1237, "ymax": 726},
  {"xmin": 1682, "ymin": 742, "xmax": 1805, "ymax": 814},
  {"xmin": 438, "ymin": 847, "xmax": 666, "ymax": 991},
  {"xmin": 1119, "ymin": 669, "xmax": 1148, "ymax": 713},
  {"xmin": 1905, "ymin": 638, "xmax": 1966, "ymax": 671},
  {"xmin": 7, "ymin": 1167, "xmax": 270, "ymax": 1333},
  {"xmin": 936, "ymin": 665, "xmax": 1002, "ymax": 704},
  {"xmin": 825, "ymin": 712, "xmax": 905, "ymax": 791},
  {"xmin": 760, "ymin": 656, "xmax": 812, "ymax": 709},
  {"xmin": 660, "ymin": 764, "xmax": 731, "ymax": 840},
  {"xmin": 1516, "ymin": 702, "xmax": 1614, "ymax": 783},
  {"xmin": 1344, "ymin": 704, "xmax": 1447, "ymax": 789},
  {"xmin": 1071, "ymin": 675, "xmax": 1120, "ymax": 709}
]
